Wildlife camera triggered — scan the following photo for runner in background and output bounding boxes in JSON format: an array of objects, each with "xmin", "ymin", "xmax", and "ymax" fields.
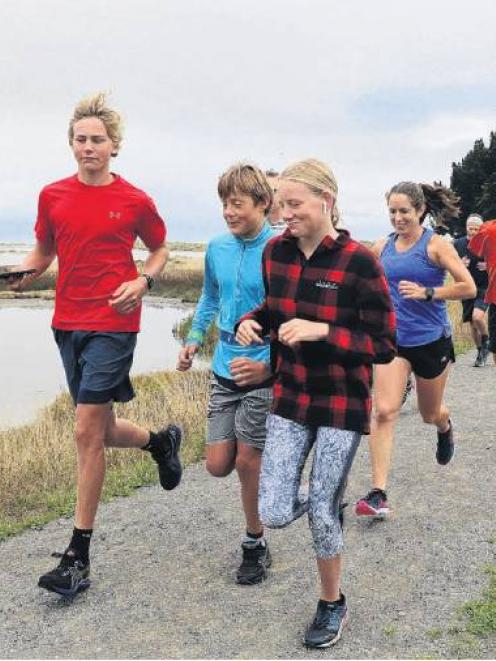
[
  {"xmin": 454, "ymin": 214, "xmax": 490, "ymax": 367},
  {"xmin": 265, "ymin": 169, "xmax": 286, "ymax": 233},
  {"xmin": 11, "ymin": 93, "xmax": 182, "ymax": 597},
  {"xmin": 355, "ymin": 182, "xmax": 476, "ymax": 521},
  {"xmin": 468, "ymin": 218, "xmax": 496, "ymax": 366}
]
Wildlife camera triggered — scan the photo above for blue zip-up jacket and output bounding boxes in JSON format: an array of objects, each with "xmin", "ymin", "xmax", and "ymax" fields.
[{"xmin": 187, "ymin": 222, "xmax": 275, "ymax": 380}]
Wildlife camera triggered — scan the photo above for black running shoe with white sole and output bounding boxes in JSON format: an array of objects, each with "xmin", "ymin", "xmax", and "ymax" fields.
[
  {"xmin": 38, "ymin": 553, "xmax": 90, "ymax": 597},
  {"xmin": 304, "ymin": 594, "xmax": 348, "ymax": 648},
  {"xmin": 236, "ymin": 541, "xmax": 271, "ymax": 585},
  {"xmin": 436, "ymin": 419, "xmax": 455, "ymax": 465},
  {"xmin": 149, "ymin": 425, "xmax": 182, "ymax": 490}
]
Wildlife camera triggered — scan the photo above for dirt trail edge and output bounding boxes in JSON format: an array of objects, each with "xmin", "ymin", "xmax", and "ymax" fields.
[{"xmin": 1, "ymin": 349, "xmax": 494, "ymax": 659}]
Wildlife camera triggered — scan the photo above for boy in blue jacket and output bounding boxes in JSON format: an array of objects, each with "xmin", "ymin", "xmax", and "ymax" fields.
[{"xmin": 177, "ymin": 163, "xmax": 275, "ymax": 584}]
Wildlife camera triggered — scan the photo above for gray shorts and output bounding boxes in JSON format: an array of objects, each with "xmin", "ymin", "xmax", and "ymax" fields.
[{"xmin": 206, "ymin": 375, "xmax": 273, "ymax": 450}]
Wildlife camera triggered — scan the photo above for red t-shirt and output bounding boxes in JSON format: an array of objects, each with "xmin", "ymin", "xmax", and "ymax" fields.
[
  {"xmin": 35, "ymin": 174, "xmax": 166, "ymax": 331},
  {"xmin": 468, "ymin": 219, "xmax": 496, "ymax": 304}
]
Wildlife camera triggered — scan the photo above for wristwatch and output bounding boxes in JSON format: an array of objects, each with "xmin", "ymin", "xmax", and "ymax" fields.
[
  {"xmin": 141, "ymin": 273, "xmax": 155, "ymax": 291},
  {"xmin": 424, "ymin": 286, "xmax": 435, "ymax": 302}
]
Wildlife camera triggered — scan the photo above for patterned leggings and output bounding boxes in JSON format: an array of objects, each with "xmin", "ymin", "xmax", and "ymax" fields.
[{"xmin": 259, "ymin": 414, "xmax": 361, "ymax": 559}]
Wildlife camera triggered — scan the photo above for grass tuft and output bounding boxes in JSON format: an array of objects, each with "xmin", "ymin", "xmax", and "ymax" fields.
[{"xmin": 461, "ymin": 564, "xmax": 496, "ymax": 637}]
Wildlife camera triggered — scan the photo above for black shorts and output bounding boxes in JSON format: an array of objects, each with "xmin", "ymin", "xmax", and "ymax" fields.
[
  {"xmin": 489, "ymin": 304, "xmax": 496, "ymax": 353},
  {"xmin": 461, "ymin": 289, "xmax": 488, "ymax": 323},
  {"xmin": 397, "ymin": 335, "xmax": 455, "ymax": 379}
]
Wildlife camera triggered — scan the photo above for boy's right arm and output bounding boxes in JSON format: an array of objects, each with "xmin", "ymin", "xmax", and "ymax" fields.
[
  {"xmin": 176, "ymin": 246, "xmax": 220, "ymax": 371},
  {"xmin": 9, "ymin": 240, "xmax": 56, "ymax": 291},
  {"xmin": 177, "ymin": 343, "xmax": 200, "ymax": 371}
]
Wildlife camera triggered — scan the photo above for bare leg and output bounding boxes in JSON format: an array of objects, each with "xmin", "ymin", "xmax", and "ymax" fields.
[
  {"xmin": 472, "ymin": 308, "xmax": 488, "ymax": 343},
  {"xmin": 235, "ymin": 442, "xmax": 263, "ymax": 534},
  {"xmin": 415, "ymin": 365, "xmax": 451, "ymax": 432},
  {"xmin": 104, "ymin": 408, "xmax": 150, "ymax": 448},
  {"xmin": 369, "ymin": 358, "xmax": 411, "ymax": 490},
  {"xmin": 205, "ymin": 439, "xmax": 237, "ymax": 477},
  {"xmin": 74, "ymin": 403, "xmax": 112, "ymax": 529},
  {"xmin": 469, "ymin": 320, "xmax": 481, "ymax": 348},
  {"xmin": 317, "ymin": 555, "xmax": 342, "ymax": 601}
]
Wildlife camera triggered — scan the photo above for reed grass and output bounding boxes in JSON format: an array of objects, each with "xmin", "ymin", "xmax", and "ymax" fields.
[
  {"xmin": 0, "ymin": 370, "xmax": 209, "ymax": 540},
  {"xmin": 0, "ymin": 253, "xmax": 205, "ymax": 303}
]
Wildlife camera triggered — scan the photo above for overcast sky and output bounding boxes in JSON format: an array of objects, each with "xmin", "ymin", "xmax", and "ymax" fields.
[{"xmin": 1, "ymin": 0, "xmax": 495, "ymax": 242}]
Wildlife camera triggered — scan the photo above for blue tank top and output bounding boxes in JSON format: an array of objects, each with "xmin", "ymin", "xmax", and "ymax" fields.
[{"xmin": 381, "ymin": 229, "xmax": 451, "ymax": 347}]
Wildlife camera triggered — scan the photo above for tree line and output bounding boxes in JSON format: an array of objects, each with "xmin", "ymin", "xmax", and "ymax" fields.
[{"xmin": 450, "ymin": 131, "xmax": 496, "ymax": 236}]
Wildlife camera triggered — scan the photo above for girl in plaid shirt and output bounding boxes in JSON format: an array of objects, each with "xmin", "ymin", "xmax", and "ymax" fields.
[{"xmin": 237, "ymin": 159, "xmax": 395, "ymax": 648}]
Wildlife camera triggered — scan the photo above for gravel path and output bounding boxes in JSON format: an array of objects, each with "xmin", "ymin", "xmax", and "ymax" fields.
[{"xmin": 1, "ymin": 350, "xmax": 494, "ymax": 659}]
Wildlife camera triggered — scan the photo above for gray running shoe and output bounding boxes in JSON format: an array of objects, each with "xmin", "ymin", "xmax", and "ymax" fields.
[{"xmin": 304, "ymin": 594, "xmax": 348, "ymax": 648}]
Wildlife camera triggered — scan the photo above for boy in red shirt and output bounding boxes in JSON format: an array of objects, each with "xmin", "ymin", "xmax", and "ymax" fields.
[
  {"xmin": 13, "ymin": 93, "xmax": 182, "ymax": 597},
  {"xmin": 469, "ymin": 219, "xmax": 496, "ymax": 365}
]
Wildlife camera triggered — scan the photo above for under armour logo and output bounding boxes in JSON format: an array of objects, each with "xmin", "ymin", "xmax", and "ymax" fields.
[
  {"xmin": 109, "ymin": 211, "xmax": 121, "ymax": 219},
  {"xmin": 440, "ymin": 355, "xmax": 448, "ymax": 363}
]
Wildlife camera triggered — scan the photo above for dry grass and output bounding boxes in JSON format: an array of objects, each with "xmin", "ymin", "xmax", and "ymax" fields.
[
  {"xmin": 0, "ymin": 369, "xmax": 209, "ymax": 539},
  {"xmin": 0, "ymin": 253, "xmax": 205, "ymax": 303},
  {"xmin": 447, "ymin": 297, "xmax": 473, "ymax": 354}
]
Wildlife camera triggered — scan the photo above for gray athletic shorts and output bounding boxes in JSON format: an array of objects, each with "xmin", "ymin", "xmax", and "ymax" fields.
[{"xmin": 206, "ymin": 374, "xmax": 273, "ymax": 450}]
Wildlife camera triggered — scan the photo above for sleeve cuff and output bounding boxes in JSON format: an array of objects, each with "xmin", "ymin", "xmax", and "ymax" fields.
[{"xmin": 186, "ymin": 329, "xmax": 204, "ymax": 345}]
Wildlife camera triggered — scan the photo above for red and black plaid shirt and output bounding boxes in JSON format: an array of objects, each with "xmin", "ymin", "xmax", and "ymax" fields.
[{"xmin": 238, "ymin": 229, "xmax": 396, "ymax": 433}]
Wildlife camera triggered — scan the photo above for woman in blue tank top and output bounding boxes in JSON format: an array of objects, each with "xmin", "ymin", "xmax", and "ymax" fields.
[{"xmin": 354, "ymin": 181, "xmax": 476, "ymax": 519}]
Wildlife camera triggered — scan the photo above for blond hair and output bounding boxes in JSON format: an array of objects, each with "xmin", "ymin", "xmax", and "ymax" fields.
[
  {"xmin": 280, "ymin": 158, "xmax": 341, "ymax": 226},
  {"xmin": 68, "ymin": 92, "xmax": 123, "ymax": 156},
  {"xmin": 217, "ymin": 163, "xmax": 273, "ymax": 215}
]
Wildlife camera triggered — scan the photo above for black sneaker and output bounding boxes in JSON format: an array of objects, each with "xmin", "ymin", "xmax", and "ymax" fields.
[
  {"xmin": 479, "ymin": 341, "xmax": 490, "ymax": 366},
  {"xmin": 38, "ymin": 551, "xmax": 90, "ymax": 597},
  {"xmin": 236, "ymin": 540, "xmax": 271, "ymax": 585},
  {"xmin": 304, "ymin": 594, "xmax": 348, "ymax": 648},
  {"xmin": 149, "ymin": 425, "xmax": 182, "ymax": 490},
  {"xmin": 474, "ymin": 348, "xmax": 483, "ymax": 367},
  {"xmin": 436, "ymin": 419, "xmax": 455, "ymax": 465}
]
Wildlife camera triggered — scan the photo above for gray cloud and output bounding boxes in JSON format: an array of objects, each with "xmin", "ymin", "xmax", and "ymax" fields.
[{"xmin": 1, "ymin": 0, "xmax": 495, "ymax": 242}]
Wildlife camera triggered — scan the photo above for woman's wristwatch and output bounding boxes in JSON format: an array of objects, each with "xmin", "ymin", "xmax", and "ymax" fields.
[{"xmin": 424, "ymin": 286, "xmax": 435, "ymax": 302}]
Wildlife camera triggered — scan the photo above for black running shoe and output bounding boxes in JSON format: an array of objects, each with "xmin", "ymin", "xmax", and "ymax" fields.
[
  {"xmin": 236, "ymin": 541, "xmax": 271, "ymax": 585},
  {"xmin": 436, "ymin": 419, "xmax": 455, "ymax": 465},
  {"xmin": 304, "ymin": 594, "xmax": 348, "ymax": 648},
  {"xmin": 38, "ymin": 552, "xmax": 90, "ymax": 597},
  {"xmin": 474, "ymin": 348, "xmax": 483, "ymax": 367},
  {"xmin": 479, "ymin": 341, "xmax": 490, "ymax": 366},
  {"xmin": 149, "ymin": 425, "xmax": 182, "ymax": 490}
]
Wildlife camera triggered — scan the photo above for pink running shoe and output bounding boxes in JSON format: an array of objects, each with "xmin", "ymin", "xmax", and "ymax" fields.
[{"xmin": 354, "ymin": 489, "xmax": 390, "ymax": 519}]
